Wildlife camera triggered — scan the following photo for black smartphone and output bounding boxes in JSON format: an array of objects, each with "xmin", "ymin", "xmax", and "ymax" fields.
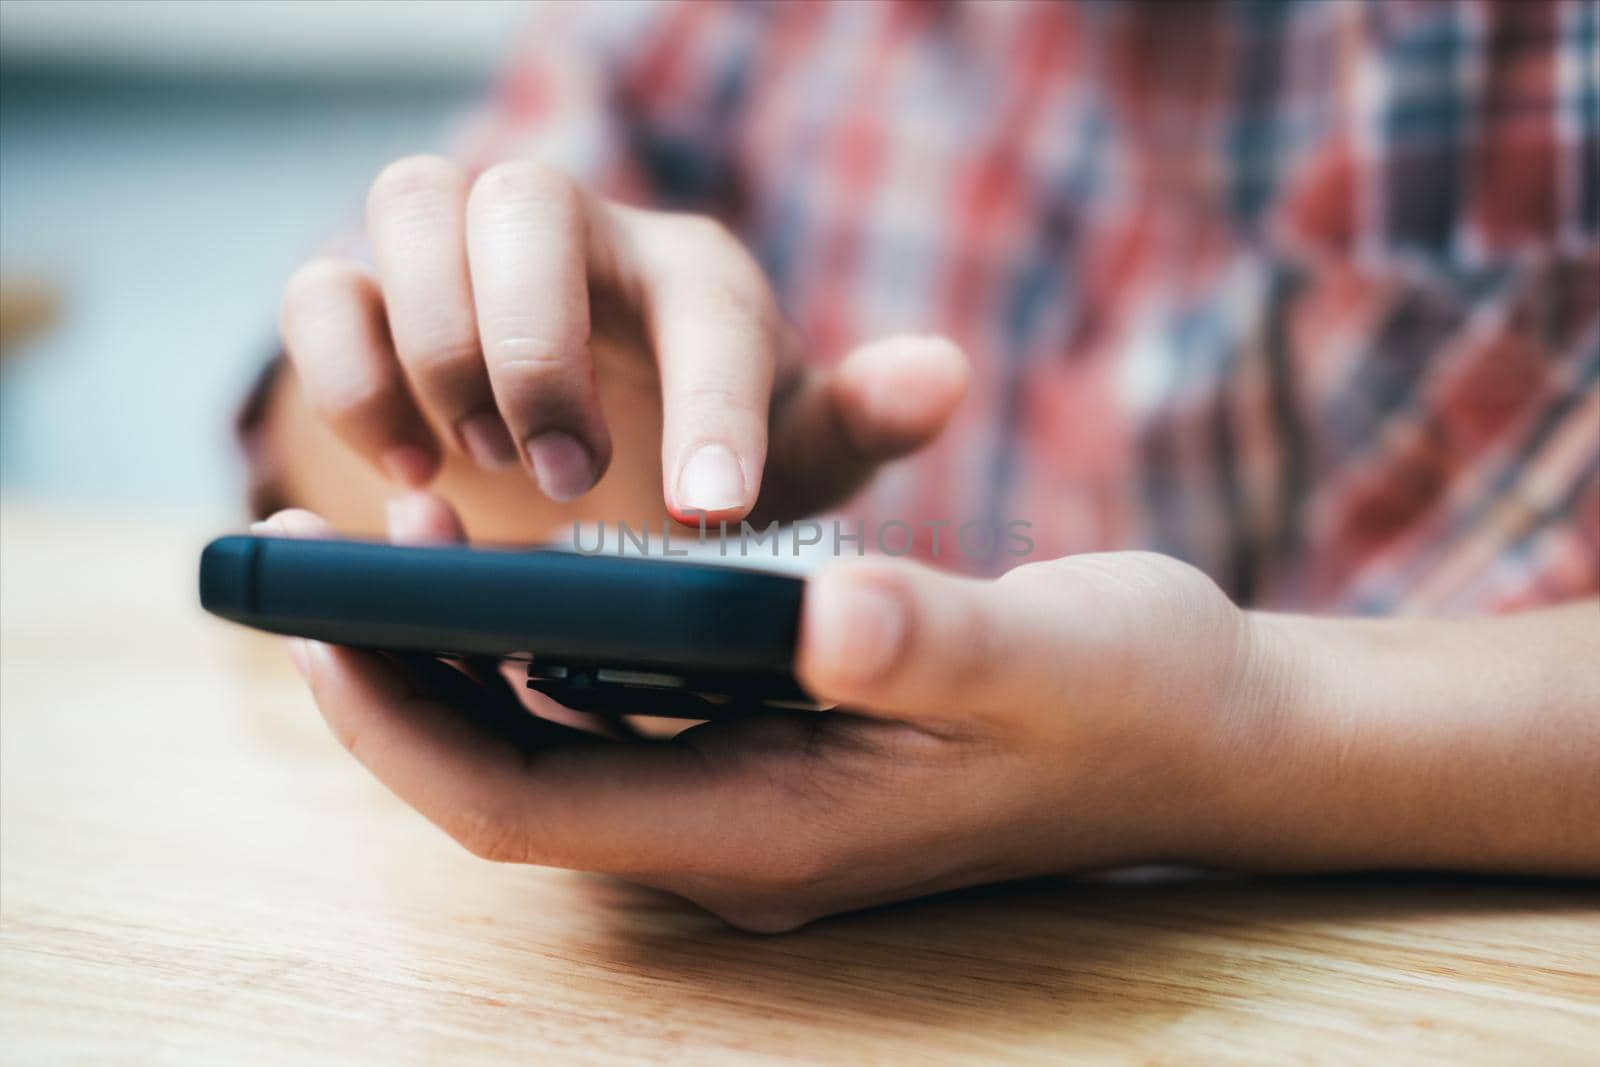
[{"xmin": 199, "ymin": 536, "xmax": 813, "ymax": 717}]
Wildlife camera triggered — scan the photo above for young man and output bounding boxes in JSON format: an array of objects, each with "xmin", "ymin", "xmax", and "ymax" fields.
[{"xmin": 248, "ymin": 0, "xmax": 1598, "ymax": 930}]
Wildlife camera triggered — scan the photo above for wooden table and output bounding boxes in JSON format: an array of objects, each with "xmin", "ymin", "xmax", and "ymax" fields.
[{"xmin": 2, "ymin": 508, "xmax": 1596, "ymax": 1065}]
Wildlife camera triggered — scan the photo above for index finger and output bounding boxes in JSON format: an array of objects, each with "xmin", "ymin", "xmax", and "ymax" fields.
[{"xmin": 628, "ymin": 212, "xmax": 779, "ymax": 524}]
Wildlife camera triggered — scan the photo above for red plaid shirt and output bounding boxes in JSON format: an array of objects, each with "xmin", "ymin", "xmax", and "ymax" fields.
[{"xmin": 436, "ymin": 0, "xmax": 1598, "ymax": 612}]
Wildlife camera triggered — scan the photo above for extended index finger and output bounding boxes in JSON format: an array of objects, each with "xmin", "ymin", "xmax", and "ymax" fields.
[{"xmin": 627, "ymin": 212, "xmax": 780, "ymax": 524}]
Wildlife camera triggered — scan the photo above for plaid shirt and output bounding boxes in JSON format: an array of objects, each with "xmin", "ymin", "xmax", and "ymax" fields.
[{"xmin": 438, "ymin": 0, "xmax": 1599, "ymax": 613}]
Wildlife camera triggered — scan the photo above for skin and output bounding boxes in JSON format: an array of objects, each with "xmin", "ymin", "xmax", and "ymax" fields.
[
  {"xmin": 275, "ymin": 156, "xmax": 970, "ymax": 539},
  {"xmin": 263, "ymin": 159, "xmax": 1600, "ymax": 932}
]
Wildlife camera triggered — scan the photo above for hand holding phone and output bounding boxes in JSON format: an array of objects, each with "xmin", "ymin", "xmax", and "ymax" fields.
[{"xmin": 223, "ymin": 492, "xmax": 1277, "ymax": 934}]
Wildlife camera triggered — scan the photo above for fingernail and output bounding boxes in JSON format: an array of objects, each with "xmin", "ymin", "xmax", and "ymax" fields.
[
  {"xmin": 287, "ymin": 638, "xmax": 310, "ymax": 679},
  {"xmin": 382, "ymin": 445, "xmax": 435, "ymax": 488},
  {"xmin": 457, "ymin": 412, "xmax": 518, "ymax": 470},
  {"xmin": 250, "ymin": 520, "xmax": 277, "ymax": 536},
  {"xmin": 525, "ymin": 431, "xmax": 596, "ymax": 502},
  {"xmin": 808, "ymin": 575, "xmax": 906, "ymax": 687},
  {"xmin": 676, "ymin": 443, "xmax": 746, "ymax": 514}
]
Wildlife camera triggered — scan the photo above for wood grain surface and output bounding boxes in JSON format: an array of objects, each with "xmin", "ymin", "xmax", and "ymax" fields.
[{"xmin": 2, "ymin": 508, "xmax": 1596, "ymax": 1065}]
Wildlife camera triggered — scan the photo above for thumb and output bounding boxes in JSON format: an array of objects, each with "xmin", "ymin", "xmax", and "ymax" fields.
[
  {"xmin": 795, "ymin": 557, "xmax": 1057, "ymax": 725},
  {"xmin": 756, "ymin": 335, "xmax": 969, "ymax": 522}
]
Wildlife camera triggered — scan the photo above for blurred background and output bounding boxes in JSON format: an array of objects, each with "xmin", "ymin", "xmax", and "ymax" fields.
[{"xmin": 0, "ymin": 0, "xmax": 527, "ymax": 518}]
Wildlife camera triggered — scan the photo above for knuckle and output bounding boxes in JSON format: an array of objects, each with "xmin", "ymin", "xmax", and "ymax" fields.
[
  {"xmin": 642, "ymin": 213, "xmax": 779, "ymax": 333},
  {"xmin": 996, "ymin": 558, "xmax": 1051, "ymax": 589},
  {"xmin": 670, "ymin": 212, "xmax": 733, "ymax": 248},
  {"xmin": 281, "ymin": 258, "xmax": 365, "ymax": 324},
  {"xmin": 667, "ymin": 218, "xmax": 770, "ymax": 292},
  {"xmin": 312, "ymin": 369, "xmax": 400, "ymax": 428},
  {"xmin": 404, "ymin": 335, "xmax": 483, "ymax": 381},
  {"xmin": 482, "ymin": 344, "xmax": 596, "ymax": 426},
  {"xmin": 485, "ymin": 334, "xmax": 575, "ymax": 371},
  {"xmin": 931, "ymin": 590, "xmax": 1003, "ymax": 696},
  {"xmin": 470, "ymin": 160, "xmax": 582, "ymax": 218},
  {"xmin": 1052, "ymin": 551, "xmax": 1218, "ymax": 611},
  {"xmin": 679, "ymin": 379, "xmax": 749, "ymax": 416},
  {"xmin": 703, "ymin": 272, "xmax": 778, "ymax": 332},
  {"xmin": 367, "ymin": 154, "xmax": 462, "ymax": 214}
]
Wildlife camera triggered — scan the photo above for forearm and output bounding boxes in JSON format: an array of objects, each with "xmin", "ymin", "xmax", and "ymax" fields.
[{"xmin": 1207, "ymin": 600, "xmax": 1600, "ymax": 876}]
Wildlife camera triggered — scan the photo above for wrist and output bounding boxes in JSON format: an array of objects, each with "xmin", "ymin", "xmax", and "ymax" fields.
[
  {"xmin": 1106, "ymin": 600, "xmax": 1313, "ymax": 869},
  {"xmin": 1179, "ymin": 603, "xmax": 1600, "ymax": 876},
  {"xmin": 1170, "ymin": 607, "xmax": 1348, "ymax": 870}
]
